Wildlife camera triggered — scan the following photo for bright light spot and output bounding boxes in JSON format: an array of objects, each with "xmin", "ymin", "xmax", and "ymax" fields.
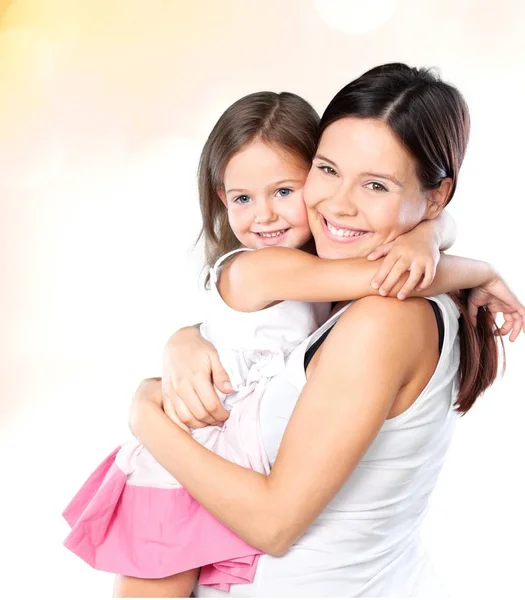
[{"xmin": 314, "ymin": 0, "xmax": 398, "ymax": 35}]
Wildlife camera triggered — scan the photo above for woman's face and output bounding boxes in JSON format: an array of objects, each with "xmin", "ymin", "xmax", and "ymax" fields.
[{"xmin": 303, "ymin": 117, "xmax": 440, "ymax": 259}]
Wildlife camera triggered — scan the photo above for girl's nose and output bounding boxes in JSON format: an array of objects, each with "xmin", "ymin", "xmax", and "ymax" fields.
[{"xmin": 254, "ymin": 200, "xmax": 277, "ymax": 224}]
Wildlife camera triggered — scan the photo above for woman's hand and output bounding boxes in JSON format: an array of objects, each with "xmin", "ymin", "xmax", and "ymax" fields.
[
  {"xmin": 467, "ymin": 275, "xmax": 525, "ymax": 341},
  {"xmin": 162, "ymin": 325, "xmax": 231, "ymax": 429},
  {"xmin": 368, "ymin": 222, "xmax": 441, "ymax": 299}
]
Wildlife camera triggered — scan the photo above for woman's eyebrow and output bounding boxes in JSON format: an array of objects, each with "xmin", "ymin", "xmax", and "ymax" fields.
[
  {"xmin": 362, "ymin": 172, "xmax": 403, "ymax": 187},
  {"xmin": 314, "ymin": 154, "xmax": 338, "ymax": 168}
]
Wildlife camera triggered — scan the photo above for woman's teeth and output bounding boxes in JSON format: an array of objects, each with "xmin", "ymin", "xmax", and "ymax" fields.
[
  {"xmin": 326, "ymin": 221, "xmax": 366, "ymax": 238},
  {"xmin": 257, "ymin": 229, "xmax": 287, "ymax": 238}
]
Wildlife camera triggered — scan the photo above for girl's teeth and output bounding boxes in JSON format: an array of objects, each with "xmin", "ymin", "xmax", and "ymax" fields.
[
  {"xmin": 259, "ymin": 229, "xmax": 286, "ymax": 238},
  {"xmin": 326, "ymin": 221, "xmax": 366, "ymax": 238}
]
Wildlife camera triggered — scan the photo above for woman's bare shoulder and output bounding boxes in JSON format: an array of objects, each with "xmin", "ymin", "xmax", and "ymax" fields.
[
  {"xmin": 337, "ymin": 295, "xmax": 435, "ymax": 330},
  {"xmin": 322, "ymin": 296, "xmax": 438, "ymax": 375}
]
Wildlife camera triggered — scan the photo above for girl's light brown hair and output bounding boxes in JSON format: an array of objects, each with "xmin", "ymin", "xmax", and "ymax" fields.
[{"xmin": 196, "ymin": 91, "xmax": 319, "ymax": 286}]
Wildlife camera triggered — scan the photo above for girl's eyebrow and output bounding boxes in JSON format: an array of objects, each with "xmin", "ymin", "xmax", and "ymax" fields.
[
  {"xmin": 225, "ymin": 188, "xmax": 248, "ymax": 194},
  {"xmin": 267, "ymin": 178, "xmax": 304, "ymax": 187},
  {"xmin": 226, "ymin": 179, "xmax": 304, "ymax": 194}
]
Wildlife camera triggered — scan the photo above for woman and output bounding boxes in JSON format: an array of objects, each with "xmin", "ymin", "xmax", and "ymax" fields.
[{"xmin": 128, "ymin": 64, "xmax": 524, "ymax": 597}]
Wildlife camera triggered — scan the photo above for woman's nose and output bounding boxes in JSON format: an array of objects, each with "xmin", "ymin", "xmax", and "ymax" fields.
[{"xmin": 330, "ymin": 185, "xmax": 359, "ymax": 217}]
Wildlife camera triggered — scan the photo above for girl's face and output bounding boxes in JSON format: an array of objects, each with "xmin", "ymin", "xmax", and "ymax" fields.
[
  {"xmin": 219, "ymin": 140, "xmax": 312, "ymax": 250},
  {"xmin": 304, "ymin": 117, "xmax": 448, "ymax": 259}
]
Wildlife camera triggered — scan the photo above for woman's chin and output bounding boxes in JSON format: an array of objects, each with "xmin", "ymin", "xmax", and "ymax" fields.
[{"xmin": 315, "ymin": 238, "xmax": 372, "ymax": 260}]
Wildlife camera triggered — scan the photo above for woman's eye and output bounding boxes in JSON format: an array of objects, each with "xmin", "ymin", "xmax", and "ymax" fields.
[
  {"xmin": 318, "ymin": 165, "xmax": 337, "ymax": 176},
  {"xmin": 366, "ymin": 182, "xmax": 388, "ymax": 192},
  {"xmin": 234, "ymin": 195, "xmax": 251, "ymax": 204},
  {"xmin": 276, "ymin": 188, "xmax": 293, "ymax": 198}
]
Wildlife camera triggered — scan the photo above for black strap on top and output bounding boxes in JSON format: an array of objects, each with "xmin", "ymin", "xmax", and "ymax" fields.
[{"xmin": 304, "ymin": 299, "xmax": 444, "ymax": 371}]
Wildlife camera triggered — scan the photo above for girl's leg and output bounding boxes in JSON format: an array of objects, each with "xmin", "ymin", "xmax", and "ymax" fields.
[{"xmin": 113, "ymin": 568, "xmax": 200, "ymax": 598}]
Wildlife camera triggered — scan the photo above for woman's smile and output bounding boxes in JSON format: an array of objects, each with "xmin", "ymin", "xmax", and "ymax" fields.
[{"xmin": 319, "ymin": 213, "xmax": 373, "ymax": 243}]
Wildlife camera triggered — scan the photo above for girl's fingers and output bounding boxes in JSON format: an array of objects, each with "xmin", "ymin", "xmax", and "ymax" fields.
[
  {"xmin": 397, "ymin": 268, "xmax": 424, "ymax": 300},
  {"xmin": 372, "ymin": 254, "xmax": 401, "ymax": 290},
  {"xmin": 509, "ymin": 313, "xmax": 523, "ymax": 342},
  {"xmin": 174, "ymin": 382, "xmax": 215, "ymax": 428},
  {"xmin": 498, "ymin": 315, "xmax": 513, "ymax": 336},
  {"xmin": 193, "ymin": 375, "xmax": 229, "ymax": 424},
  {"xmin": 163, "ymin": 397, "xmax": 191, "ymax": 433},
  {"xmin": 170, "ymin": 394, "xmax": 198, "ymax": 428},
  {"xmin": 210, "ymin": 352, "xmax": 233, "ymax": 395},
  {"xmin": 509, "ymin": 317, "xmax": 520, "ymax": 342},
  {"xmin": 417, "ymin": 262, "xmax": 437, "ymax": 292},
  {"xmin": 367, "ymin": 242, "xmax": 393, "ymax": 261},
  {"xmin": 379, "ymin": 260, "xmax": 411, "ymax": 296}
]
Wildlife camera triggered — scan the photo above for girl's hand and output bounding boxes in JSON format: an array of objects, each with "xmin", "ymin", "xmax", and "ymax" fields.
[
  {"xmin": 368, "ymin": 223, "xmax": 440, "ymax": 300},
  {"xmin": 467, "ymin": 275, "xmax": 525, "ymax": 342},
  {"xmin": 162, "ymin": 325, "xmax": 232, "ymax": 429}
]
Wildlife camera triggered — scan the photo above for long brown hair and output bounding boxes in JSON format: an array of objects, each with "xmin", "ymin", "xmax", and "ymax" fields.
[
  {"xmin": 196, "ymin": 91, "xmax": 319, "ymax": 286},
  {"xmin": 320, "ymin": 63, "xmax": 502, "ymax": 414}
]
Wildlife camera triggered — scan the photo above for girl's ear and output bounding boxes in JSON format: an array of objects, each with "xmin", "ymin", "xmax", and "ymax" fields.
[
  {"xmin": 217, "ymin": 188, "xmax": 227, "ymax": 207},
  {"xmin": 425, "ymin": 177, "xmax": 452, "ymax": 219}
]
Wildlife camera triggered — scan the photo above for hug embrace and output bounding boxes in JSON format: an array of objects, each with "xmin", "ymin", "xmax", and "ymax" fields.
[{"xmin": 63, "ymin": 63, "xmax": 525, "ymax": 597}]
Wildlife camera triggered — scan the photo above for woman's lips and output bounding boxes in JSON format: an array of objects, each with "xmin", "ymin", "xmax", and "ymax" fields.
[{"xmin": 319, "ymin": 214, "xmax": 372, "ymax": 243}]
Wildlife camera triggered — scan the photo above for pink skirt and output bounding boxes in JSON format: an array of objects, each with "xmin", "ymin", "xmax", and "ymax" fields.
[{"xmin": 62, "ymin": 447, "xmax": 262, "ymax": 591}]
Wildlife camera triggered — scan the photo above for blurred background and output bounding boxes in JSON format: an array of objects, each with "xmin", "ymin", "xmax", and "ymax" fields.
[{"xmin": 1, "ymin": 0, "xmax": 524, "ymax": 597}]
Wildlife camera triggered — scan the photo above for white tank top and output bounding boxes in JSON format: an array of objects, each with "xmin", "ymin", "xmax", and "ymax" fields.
[{"xmin": 195, "ymin": 294, "xmax": 461, "ymax": 598}]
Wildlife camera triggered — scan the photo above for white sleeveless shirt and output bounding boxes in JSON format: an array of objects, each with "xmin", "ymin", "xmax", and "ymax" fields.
[{"xmin": 195, "ymin": 294, "xmax": 461, "ymax": 598}]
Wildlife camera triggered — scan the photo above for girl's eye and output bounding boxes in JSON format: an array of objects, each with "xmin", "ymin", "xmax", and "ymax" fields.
[
  {"xmin": 234, "ymin": 194, "xmax": 251, "ymax": 204},
  {"xmin": 276, "ymin": 188, "xmax": 293, "ymax": 198},
  {"xmin": 318, "ymin": 165, "xmax": 337, "ymax": 176},
  {"xmin": 365, "ymin": 182, "xmax": 388, "ymax": 192}
]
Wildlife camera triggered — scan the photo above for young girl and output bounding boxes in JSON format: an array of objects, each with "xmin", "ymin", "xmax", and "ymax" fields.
[{"xmin": 62, "ymin": 91, "xmax": 458, "ymax": 597}]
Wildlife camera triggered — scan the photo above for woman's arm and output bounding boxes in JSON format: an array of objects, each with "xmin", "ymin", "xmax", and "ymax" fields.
[{"xmin": 130, "ymin": 297, "xmax": 427, "ymax": 555}]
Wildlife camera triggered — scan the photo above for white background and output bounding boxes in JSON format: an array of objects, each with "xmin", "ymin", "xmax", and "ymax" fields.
[{"xmin": 1, "ymin": 1, "xmax": 524, "ymax": 597}]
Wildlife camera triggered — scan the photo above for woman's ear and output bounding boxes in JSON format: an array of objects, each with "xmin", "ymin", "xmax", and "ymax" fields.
[
  {"xmin": 217, "ymin": 188, "xmax": 227, "ymax": 206},
  {"xmin": 425, "ymin": 177, "xmax": 452, "ymax": 219}
]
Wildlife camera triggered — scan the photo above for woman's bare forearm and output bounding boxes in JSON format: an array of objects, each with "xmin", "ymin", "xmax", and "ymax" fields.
[{"xmin": 130, "ymin": 393, "xmax": 277, "ymax": 553}]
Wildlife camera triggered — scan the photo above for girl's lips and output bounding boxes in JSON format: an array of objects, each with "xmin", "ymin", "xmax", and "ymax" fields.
[
  {"xmin": 320, "ymin": 214, "xmax": 373, "ymax": 243},
  {"xmin": 253, "ymin": 228, "xmax": 290, "ymax": 246}
]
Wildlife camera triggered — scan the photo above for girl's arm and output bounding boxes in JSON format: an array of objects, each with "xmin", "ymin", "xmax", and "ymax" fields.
[
  {"xmin": 222, "ymin": 209, "xmax": 457, "ymax": 312},
  {"xmin": 222, "ymin": 247, "xmax": 494, "ymax": 311},
  {"xmin": 433, "ymin": 208, "xmax": 457, "ymax": 251},
  {"xmin": 131, "ymin": 297, "xmax": 429, "ymax": 555}
]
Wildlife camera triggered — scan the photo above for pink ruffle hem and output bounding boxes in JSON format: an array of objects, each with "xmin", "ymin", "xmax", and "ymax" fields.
[{"xmin": 62, "ymin": 447, "xmax": 262, "ymax": 591}]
